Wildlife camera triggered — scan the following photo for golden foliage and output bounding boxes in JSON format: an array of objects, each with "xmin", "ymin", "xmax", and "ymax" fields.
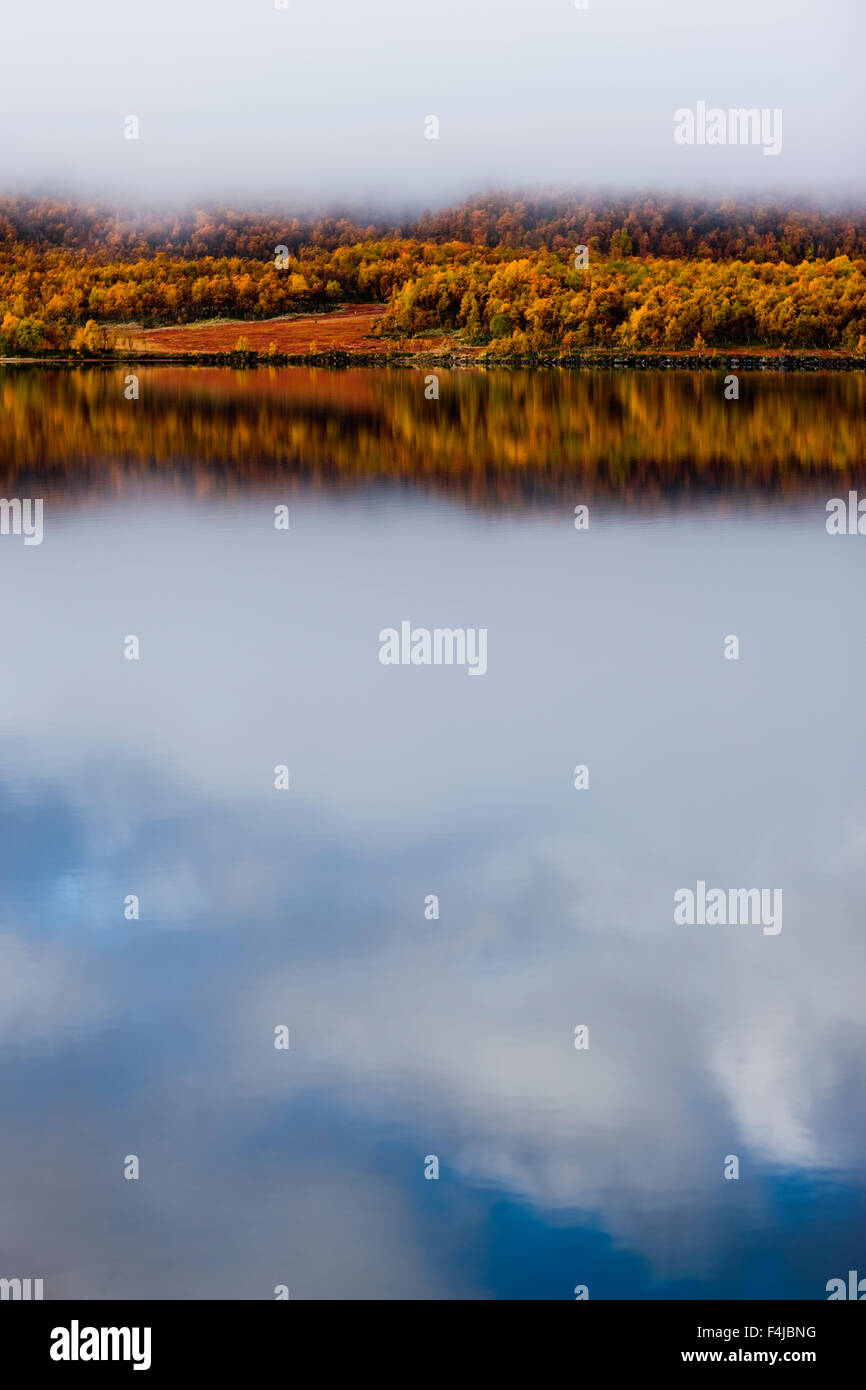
[{"xmin": 2, "ymin": 195, "xmax": 865, "ymax": 353}]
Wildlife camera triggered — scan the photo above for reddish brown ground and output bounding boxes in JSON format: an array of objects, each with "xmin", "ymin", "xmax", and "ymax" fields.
[
  {"xmin": 115, "ymin": 304, "xmax": 454, "ymax": 355},
  {"xmin": 111, "ymin": 309, "xmax": 856, "ymax": 361}
]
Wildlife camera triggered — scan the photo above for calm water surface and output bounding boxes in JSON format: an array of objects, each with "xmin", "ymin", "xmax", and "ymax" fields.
[{"xmin": 0, "ymin": 367, "xmax": 864, "ymax": 1298}]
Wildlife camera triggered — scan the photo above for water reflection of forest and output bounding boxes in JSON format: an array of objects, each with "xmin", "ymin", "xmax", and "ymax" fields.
[{"xmin": 2, "ymin": 366, "xmax": 863, "ymax": 509}]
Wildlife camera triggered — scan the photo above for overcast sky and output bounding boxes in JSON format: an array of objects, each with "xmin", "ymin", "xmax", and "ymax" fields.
[{"xmin": 1, "ymin": 0, "xmax": 863, "ymax": 210}]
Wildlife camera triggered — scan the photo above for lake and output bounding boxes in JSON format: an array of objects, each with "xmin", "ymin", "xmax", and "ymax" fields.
[{"xmin": 0, "ymin": 365, "xmax": 864, "ymax": 1299}]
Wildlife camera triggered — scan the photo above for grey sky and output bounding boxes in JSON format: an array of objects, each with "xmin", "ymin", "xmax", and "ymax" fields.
[{"xmin": 1, "ymin": 0, "xmax": 863, "ymax": 208}]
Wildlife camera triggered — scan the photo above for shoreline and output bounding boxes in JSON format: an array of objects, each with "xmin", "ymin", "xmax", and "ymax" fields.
[{"xmin": 2, "ymin": 350, "xmax": 865, "ymax": 371}]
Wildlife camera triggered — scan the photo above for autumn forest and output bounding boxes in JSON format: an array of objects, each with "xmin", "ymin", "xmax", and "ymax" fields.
[{"xmin": 2, "ymin": 193, "xmax": 866, "ymax": 357}]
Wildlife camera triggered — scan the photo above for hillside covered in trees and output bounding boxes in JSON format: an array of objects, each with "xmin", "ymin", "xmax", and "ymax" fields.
[{"xmin": 1, "ymin": 193, "xmax": 865, "ymax": 356}]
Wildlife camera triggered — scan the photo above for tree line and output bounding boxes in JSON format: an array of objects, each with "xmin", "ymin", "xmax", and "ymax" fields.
[
  {"xmin": 1, "ymin": 194, "xmax": 865, "ymax": 355},
  {"xmin": 3, "ymin": 193, "xmax": 866, "ymax": 261}
]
